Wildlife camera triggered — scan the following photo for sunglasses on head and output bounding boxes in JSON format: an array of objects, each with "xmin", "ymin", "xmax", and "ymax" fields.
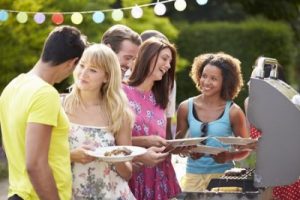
[{"xmin": 200, "ymin": 122, "xmax": 208, "ymax": 145}]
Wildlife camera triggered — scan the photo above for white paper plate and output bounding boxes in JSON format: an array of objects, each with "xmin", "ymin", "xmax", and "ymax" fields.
[
  {"xmin": 166, "ymin": 137, "xmax": 207, "ymax": 147},
  {"xmin": 191, "ymin": 145, "xmax": 227, "ymax": 155},
  {"xmin": 216, "ymin": 137, "xmax": 257, "ymax": 145},
  {"xmin": 86, "ymin": 146, "xmax": 147, "ymax": 163}
]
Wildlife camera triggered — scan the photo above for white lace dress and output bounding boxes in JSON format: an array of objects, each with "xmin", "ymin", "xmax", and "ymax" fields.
[{"xmin": 69, "ymin": 123, "xmax": 136, "ymax": 200}]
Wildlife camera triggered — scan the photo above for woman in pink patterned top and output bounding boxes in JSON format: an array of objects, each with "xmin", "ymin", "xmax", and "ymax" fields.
[{"xmin": 123, "ymin": 38, "xmax": 181, "ymax": 200}]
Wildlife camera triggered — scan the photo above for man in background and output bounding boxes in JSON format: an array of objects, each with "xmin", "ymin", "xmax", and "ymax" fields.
[{"xmin": 101, "ymin": 24, "xmax": 141, "ymax": 79}]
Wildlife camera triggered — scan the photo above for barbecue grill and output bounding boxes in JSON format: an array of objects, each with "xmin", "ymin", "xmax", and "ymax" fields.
[
  {"xmin": 206, "ymin": 168, "xmax": 257, "ymax": 192},
  {"xmin": 177, "ymin": 57, "xmax": 300, "ymax": 200}
]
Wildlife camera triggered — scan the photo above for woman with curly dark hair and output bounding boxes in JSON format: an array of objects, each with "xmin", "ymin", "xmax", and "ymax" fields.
[{"xmin": 176, "ymin": 52, "xmax": 250, "ymax": 192}]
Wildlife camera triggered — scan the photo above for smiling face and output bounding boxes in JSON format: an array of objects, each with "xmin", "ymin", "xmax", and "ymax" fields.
[
  {"xmin": 116, "ymin": 40, "xmax": 139, "ymax": 77},
  {"xmin": 148, "ymin": 47, "xmax": 172, "ymax": 81},
  {"xmin": 200, "ymin": 64, "xmax": 223, "ymax": 97},
  {"xmin": 73, "ymin": 60, "xmax": 108, "ymax": 93}
]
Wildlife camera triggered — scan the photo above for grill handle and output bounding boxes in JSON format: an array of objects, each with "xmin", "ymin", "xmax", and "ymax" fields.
[{"xmin": 253, "ymin": 57, "xmax": 279, "ymax": 79}]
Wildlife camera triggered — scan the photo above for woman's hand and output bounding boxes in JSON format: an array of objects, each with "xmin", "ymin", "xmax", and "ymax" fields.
[
  {"xmin": 234, "ymin": 140, "xmax": 258, "ymax": 151},
  {"xmin": 212, "ymin": 151, "xmax": 231, "ymax": 163},
  {"xmin": 189, "ymin": 152, "xmax": 204, "ymax": 160},
  {"xmin": 134, "ymin": 146, "xmax": 169, "ymax": 167},
  {"xmin": 212, "ymin": 150, "xmax": 250, "ymax": 163},
  {"xmin": 132, "ymin": 161, "xmax": 144, "ymax": 173},
  {"xmin": 70, "ymin": 145, "xmax": 96, "ymax": 164},
  {"xmin": 149, "ymin": 135, "xmax": 167, "ymax": 147}
]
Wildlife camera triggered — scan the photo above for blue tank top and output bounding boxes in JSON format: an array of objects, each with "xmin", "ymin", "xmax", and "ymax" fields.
[{"xmin": 186, "ymin": 97, "xmax": 234, "ymax": 174}]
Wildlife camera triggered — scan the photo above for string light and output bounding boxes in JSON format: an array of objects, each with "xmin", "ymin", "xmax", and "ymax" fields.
[
  {"xmin": 71, "ymin": 12, "xmax": 83, "ymax": 24},
  {"xmin": 131, "ymin": 5, "xmax": 143, "ymax": 19},
  {"xmin": 111, "ymin": 9, "xmax": 123, "ymax": 21},
  {"xmin": 0, "ymin": 10, "xmax": 9, "ymax": 21},
  {"xmin": 196, "ymin": 0, "xmax": 208, "ymax": 5},
  {"xmin": 52, "ymin": 13, "xmax": 64, "ymax": 25},
  {"xmin": 92, "ymin": 11, "xmax": 105, "ymax": 23},
  {"xmin": 154, "ymin": 2, "xmax": 167, "ymax": 16},
  {"xmin": 174, "ymin": 0, "xmax": 187, "ymax": 11},
  {"xmin": 16, "ymin": 12, "xmax": 28, "ymax": 23},
  {"xmin": 0, "ymin": 0, "xmax": 183, "ymax": 24},
  {"xmin": 34, "ymin": 13, "xmax": 46, "ymax": 24}
]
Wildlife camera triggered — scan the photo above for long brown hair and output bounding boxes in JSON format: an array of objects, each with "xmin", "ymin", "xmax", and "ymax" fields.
[{"xmin": 128, "ymin": 38, "xmax": 176, "ymax": 109}]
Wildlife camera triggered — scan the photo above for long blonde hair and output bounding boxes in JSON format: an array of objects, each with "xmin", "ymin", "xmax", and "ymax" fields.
[{"xmin": 64, "ymin": 44, "xmax": 134, "ymax": 135}]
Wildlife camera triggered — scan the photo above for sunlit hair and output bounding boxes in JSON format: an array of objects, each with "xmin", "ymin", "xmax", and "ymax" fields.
[
  {"xmin": 190, "ymin": 52, "xmax": 244, "ymax": 100},
  {"xmin": 101, "ymin": 24, "xmax": 141, "ymax": 53},
  {"xmin": 140, "ymin": 30, "xmax": 169, "ymax": 42},
  {"xmin": 64, "ymin": 44, "xmax": 134, "ymax": 135},
  {"xmin": 128, "ymin": 38, "xmax": 176, "ymax": 109}
]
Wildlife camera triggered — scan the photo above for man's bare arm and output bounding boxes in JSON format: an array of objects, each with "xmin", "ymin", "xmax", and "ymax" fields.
[{"xmin": 26, "ymin": 123, "xmax": 60, "ymax": 200}]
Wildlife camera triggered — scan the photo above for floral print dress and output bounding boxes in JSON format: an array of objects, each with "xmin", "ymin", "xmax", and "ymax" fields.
[
  {"xmin": 69, "ymin": 123, "xmax": 136, "ymax": 200},
  {"xmin": 123, "ymin": 85, "xmax": 181, "ymax": 200}
]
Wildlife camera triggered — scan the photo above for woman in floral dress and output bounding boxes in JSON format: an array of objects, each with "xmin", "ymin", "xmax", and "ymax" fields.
[
  {"xmin": 123, "ymin": 38, "xmax": 181, "ymax": 200},
  {"xmin": 63, "ymin": 44, "xmax": 135, "ymax": 200}
]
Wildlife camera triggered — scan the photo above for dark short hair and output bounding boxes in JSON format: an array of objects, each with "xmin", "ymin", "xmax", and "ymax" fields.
[
  {"xmin": 101, "ymin": 24, "xmax": 141, "ymax": 53},
  {"xmin": 140, "ymin": 30, "xmax": 169, "ymax": 42},
  {"xmin": 128, "ymin": 38, "xmax": 176, "ymax": 109},
  {"xmin": 190, "ymin": 52, "xmax": 244, "ymax": 100},
  {"xmin": 41, "ymin": 25, "xmax": 86, "ymax": 66}
]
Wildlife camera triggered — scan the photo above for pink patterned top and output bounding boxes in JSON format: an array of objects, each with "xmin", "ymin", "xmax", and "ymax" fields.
[{"xmin": 123, "ymin": 84, "xmax": 181, "ymax": 200}]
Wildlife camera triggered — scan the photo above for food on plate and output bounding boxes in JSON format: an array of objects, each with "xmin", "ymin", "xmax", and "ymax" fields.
[
  {"xmin": 104, "ymin": 147, "xmax": 132, "ymax": 157},
  {"xmin": 224, "ymin": 167, "xmax": 246, "ymax": 176},
  {"xmin": 211, "ymin": 186, "xmax": 242, "ymax": 192}
]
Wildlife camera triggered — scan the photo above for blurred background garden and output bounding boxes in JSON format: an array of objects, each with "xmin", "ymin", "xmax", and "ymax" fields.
[{"xmin": 1, "ymin": 0, "xmax": 300, "ymax": 178}]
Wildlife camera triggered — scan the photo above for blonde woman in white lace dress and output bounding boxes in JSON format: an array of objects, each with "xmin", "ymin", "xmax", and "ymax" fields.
[{"xmin": 63, "ymin": 44, "xmax": 136, "ymax": 200}]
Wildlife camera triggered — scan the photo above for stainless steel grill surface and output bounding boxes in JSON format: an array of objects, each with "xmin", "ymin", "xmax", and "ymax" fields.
[{"xmin": 207, "ymin": 168, "xmax": 258, "ymax": 192}]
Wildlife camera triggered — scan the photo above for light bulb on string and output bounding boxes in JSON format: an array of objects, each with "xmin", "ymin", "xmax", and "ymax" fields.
[
  {"xmin": 34, "ymin": 13, "xmax": 45, "ymax": 24},
  {"xmin": 174, "ymin": 0, "xmax": 187, "ymax": 11},
  {"xmin": 93, "ymin": 11, "xmax": 105, "ymax": 23},
  {"xmin": 112, "ymin": 9, "xmax": 123, "ymax": 21},
  {"xmin": 52, "ymin": 13, "xmax": 64, "ymax": 25},
  {"xmin": 196, "ymin": 0, "xmax": 208, "ymax": 5},
  {"xmin": 0, "ymin": 10, "xmax": 9, "ymax": 21},
  {"xmin": 16, "ymin": 12, "xmax": 28, "ymax": 23},
  {"xmin": 131, "ymin": 5, "xmax": 143, "ymax": 19},
  {"xmin": 154, "ymin": 2, "xmax": 166, "ymax": 16},
  {"xmin": 71, "ymin": 12, "xmax": 83, "ymax": 24}
]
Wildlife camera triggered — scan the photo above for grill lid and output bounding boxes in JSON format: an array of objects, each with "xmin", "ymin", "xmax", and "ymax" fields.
[{"xmin": 247, "ymin": 57, "xmax": 300, "ymax": 187}]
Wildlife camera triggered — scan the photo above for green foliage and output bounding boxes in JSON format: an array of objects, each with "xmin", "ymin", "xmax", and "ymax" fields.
[
  {"xmin": 175, "ymin": 19, "xmax": 296, "ymax": 108},
  {"xmin": 0, "ymin": 0, "xmax": 179, "ymax": 146},
  {"xmin": 0, "ymin": 0, "xmax": 178, "ymax": 93}
]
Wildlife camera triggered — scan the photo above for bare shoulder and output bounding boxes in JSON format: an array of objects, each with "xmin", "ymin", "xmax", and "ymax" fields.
[
  {"xmin": 229, "ymin": 103, "xmax": 246, "ymax": 118},
  {"xmin": 178, "ymin": 99, "xmax": 189, "ymax": 110},
  {"xmin": 177, "ymin": 99, "xmax": 190, "ymax": 116},
  {"xmin": 230, "ymin": 102, "xmax": 243, "ymax": 112}
]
